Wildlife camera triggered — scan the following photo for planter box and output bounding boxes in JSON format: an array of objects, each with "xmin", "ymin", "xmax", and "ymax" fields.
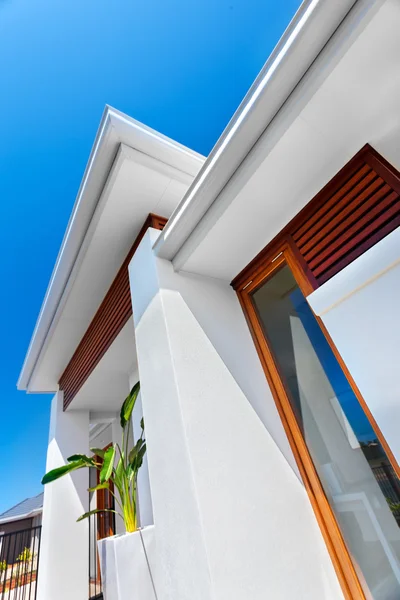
[{"xmin": 98, "ymin": 525, "xmax": 158, "ymax": 600}]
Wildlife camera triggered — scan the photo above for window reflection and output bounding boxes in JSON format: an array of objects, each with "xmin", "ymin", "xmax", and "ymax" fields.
[{"xmin": 252, "ymin": 264, "xmax": 400, "ymax": 600}]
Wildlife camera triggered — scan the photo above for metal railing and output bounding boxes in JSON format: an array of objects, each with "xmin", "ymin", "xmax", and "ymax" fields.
[
  {"xmin": 0, "ymin": 526, "xmax": 41, "ymax": 600},
  {"xmin": 89, "ymin": 466, "xmax": 115, "ymax": 600},
  {"xmin": 372, "ymin": 463, "xmax": 400, "ymax": 525}
]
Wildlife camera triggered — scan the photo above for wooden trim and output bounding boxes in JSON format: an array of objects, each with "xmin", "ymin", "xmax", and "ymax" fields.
[
  {"xmin": 231, "ymin": 144, "xmax": 400, "ymax": 598},
  {"xmin": 231, "ymin": 144, "xmax": 400, "ymax": 290},
  {"xmin": 236, "ymin": 246, "xmax": 365, "ymax": 600},
  {"xmin": 60, "ymin": 213, "xmax": 167, "ymax": 410}
]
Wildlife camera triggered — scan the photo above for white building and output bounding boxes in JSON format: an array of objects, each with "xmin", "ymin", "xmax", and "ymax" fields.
[{"xmin": 18, "ymin": 1, "xmax": 400, "ymax": 599}]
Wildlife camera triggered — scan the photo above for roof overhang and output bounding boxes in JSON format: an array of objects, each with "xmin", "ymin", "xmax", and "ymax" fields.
[
  {"xmin": 154, "ymin": 0, "xmax": 389, "ymax": 275},
  {"xmin": 19, "ymin": 0, "xmax": 395, "ymax": 393},
  {"xmin": 18, "ymin": 107, "xmax": 204, "ymax": 392},
  {"xmin": 0, "ymin": 508, "xmax": 42, "ymax": 526}
]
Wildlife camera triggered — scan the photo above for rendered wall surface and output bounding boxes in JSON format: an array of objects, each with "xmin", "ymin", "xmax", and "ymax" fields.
[
  {"xmin": 37, "ymin": 393, "xmax": 89, "ymax": 600},
  {"xmin": 128, "ymin": 228, "xmax": 344, "ymax": 600}
]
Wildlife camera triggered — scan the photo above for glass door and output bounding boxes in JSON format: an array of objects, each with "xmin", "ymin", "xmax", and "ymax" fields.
[{"xmin": 239, "ymin": 250, "xmax": 400, "ymax": 600}]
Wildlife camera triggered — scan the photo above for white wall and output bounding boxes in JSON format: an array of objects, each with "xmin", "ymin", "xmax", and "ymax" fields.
[
  {"xmin": 38, "ymin": 393, "xmax": 89, "ymax": 600},
  {"xmin": 128, "ymin": 229, "xmax": 344, "ymax": 600},
  {"xmin": 308, "ymin": 226, "xmax": 400, "ymax": 464}
]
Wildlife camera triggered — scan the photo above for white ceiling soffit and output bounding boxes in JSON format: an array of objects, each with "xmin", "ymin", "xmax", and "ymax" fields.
[
  {"xmin": 18, "ymin": 107, "xmax": 204, "ymax": 392},
  {"xmin": 154, "ymin": 0, "xmax": 383, "ymax": 269}
]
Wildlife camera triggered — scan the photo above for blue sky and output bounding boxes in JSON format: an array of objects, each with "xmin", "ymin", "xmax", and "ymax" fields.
[{"xmin": 0, "ymin": 0, "xmax": 302, "ymax": 513}]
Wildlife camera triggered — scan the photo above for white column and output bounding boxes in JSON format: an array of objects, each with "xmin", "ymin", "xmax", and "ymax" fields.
[
  {"xmin": 128, "ymin": 229, "xmax": 343, "ymax": 600},
  {"xmin": 37, "ymin": 392, "xmax": 89, "ymax": 600}
]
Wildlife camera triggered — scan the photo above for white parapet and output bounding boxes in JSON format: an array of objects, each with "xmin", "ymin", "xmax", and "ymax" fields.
[
  {"xmin": 37, "ymin": 392, "xmax": 89, "ymax": 600},
  {"xmin": 128, "ymin": 228, "xmax": 344, "ymax": 600},
  {"xmin": 98, "ymin": 525, "xmax": 158, "ymax": 600}
]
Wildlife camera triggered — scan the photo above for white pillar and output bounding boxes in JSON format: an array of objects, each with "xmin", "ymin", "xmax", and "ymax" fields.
[
  {"xmin": 37, "ymin": 392, "xmax": 89, "ymax": 600},
  {"xmin": 128, "ymin": 229, "xmax": 343, "ymax": 600}
]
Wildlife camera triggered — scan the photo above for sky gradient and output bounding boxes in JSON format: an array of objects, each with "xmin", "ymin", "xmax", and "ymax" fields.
[{"xmin": 0, "ymin": 0, "xmax": 301, "ymax": 513}]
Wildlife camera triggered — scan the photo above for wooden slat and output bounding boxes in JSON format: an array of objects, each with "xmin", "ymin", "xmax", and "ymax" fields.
[
  {"xmin": 292, "ymin": 163, "xmax": 371, "ymax": 243},
  {"xmin": 318, "ymin": 211, "xmax": 400, "ymax": 285},
  {"xmin": 60, "ymin": 213, "xmax": 167, "ymax": 410},
  {"xmin": 303, "ymin": 182, "xmax": 391, "ymax": 262},
  {"xmin": 298, "ymin": 175, "xmax": 383, "ymax": 253},
  {"xmin": 313, "ymin": 192, "xmax": 399, "ymax": 277}
]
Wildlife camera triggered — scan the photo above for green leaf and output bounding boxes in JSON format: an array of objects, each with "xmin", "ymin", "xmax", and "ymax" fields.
[
  {"xmin": 67, "ymin": 454, "xmax": 95, "ymax": 466},
  {"xmin": 120, "ymin": 381, "xmax": 140, "ymax": 428},
  {"xmin": 100, "ymin": 445, "xmax": 116, "ymax": 483},
  {"xmin": 140, "ymin": 417, "xmax": 144, "ymax": 430},
  {"xmin": 115, "ymin": 456, "xmax": 124, "ymax": 487},
  {"xmin": 76, "ymin": 508, "xmax": 119, "ymax": 523},
  {"xmin": 128, "ymin": 442, "xmax": 146, "ymax": 477},
  {"xmin": 42, "ymin": 460, "xmax": 86, "ymax": 485},
  {"xmin": 90, "ymin": 448, "xmax": 105, "ymax": 459},
  {"xmin": 136, "ymin": 444, "xmax": 146, "ymax": 470},
  {"xmin": 128, "ymin": 438, "xmax": 144, "ymax": 464},
  {"xmin": 88, "ymin": 482, "xmax": 109, "ymax": 493}
]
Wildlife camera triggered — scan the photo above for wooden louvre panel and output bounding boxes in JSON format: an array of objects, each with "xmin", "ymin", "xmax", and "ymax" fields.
[
  {"xmin": 292, "ymin": 145, "xmax": 400, "ymax": 284},
  {"xmin": 60, "ymin": 213, "xmax": 167, "ymax": 410},
  {"xmin": 232, "ymin": 144, "xmax": 400, "ymax": 293}
]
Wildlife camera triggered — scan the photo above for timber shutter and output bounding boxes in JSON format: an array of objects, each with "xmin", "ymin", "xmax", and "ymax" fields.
[
  {"xmin": 232, "ymin": 144, "xmax": 400, "ymax": 292},
  {"xmin": 292, "ymin": 146, "xmax": 400, "ymax": 284}
]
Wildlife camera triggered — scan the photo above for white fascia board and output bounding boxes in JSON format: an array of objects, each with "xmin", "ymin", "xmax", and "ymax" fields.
[
  {"xmin": 18, "ymin": 107, "xmax": 204, "ymax": 392},
  {"xmin": 0, "ymin": 509, "xmax": 43, "ymax": 526},
  {"xmin": 153, "ymin": 0, "xmax": 379, "ymax": 266}
]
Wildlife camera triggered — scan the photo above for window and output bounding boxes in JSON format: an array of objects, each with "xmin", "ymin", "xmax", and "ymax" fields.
[{"xmin": 236, "ymin": 248, "xmax": 400, "ymax": 600}]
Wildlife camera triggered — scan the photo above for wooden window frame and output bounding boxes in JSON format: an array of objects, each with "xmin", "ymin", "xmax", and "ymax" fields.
[
  {"xmin": 232, "ymin": 144, "xmax": 400, "ymax": 289},
  {"xmin": 234, "ymin": 238, "xmax": 400, "ymax": 600}
]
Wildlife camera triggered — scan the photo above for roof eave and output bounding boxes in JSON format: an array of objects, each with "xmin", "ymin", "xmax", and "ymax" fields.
[
  {"xmin": 153, "ymin": 0, "xmax": 379, "ymax": 267},
  {"xmin": 18, "ymin": 107, "xmax": 204, "ymax": 392},
  {"xmin": 0, "ymin": 508, "xmax": 43, "ymax": 526}
]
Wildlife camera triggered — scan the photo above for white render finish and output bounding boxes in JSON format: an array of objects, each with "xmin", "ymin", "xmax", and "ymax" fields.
[
  {"xmin": 308, "ymin": 226, "xmax": 400, "ymax": 465},
  {"xmin": 98, "ymin": 526, "xmax": 158, "ymax": 600},
  {"xmin": 37, "ymin": 392, "xmax": 89, "ymax": 600},
  {"xmin": 18, "ymin": 108, "xmax": 204, "ymax": 394},
  {"xmin": 128, "ymin": 229, "xmax": 344, "ymax": 600}
]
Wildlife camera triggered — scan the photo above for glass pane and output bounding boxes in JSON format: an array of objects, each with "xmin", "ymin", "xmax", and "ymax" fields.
[{"xmin": 252, "ymin": 264, "xmax": 400, "ymax": 600}]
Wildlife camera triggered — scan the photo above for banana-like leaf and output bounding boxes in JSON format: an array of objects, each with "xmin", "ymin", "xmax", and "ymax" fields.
[
  {"xmin": 42, "ymin": 460, "xmax": 86, "ymax": 485},
  {"xmin": 67, "ymin": 454, "xmax": 95, "ymax": 466},
  {"xmin": 120, "ymin": 381, "xmax": 140, "ymax": 428},
  {"xmin": 90, "ymin": 448, "xmax": 105, "ymax": 459},
  {"xmin": 126, "ymin": 463, "xmax": 135, "ymax": 482},
  {"xmin": 115, "ymin": 456, "xmax": 124, "ymax": 487},
  {"xmin": 129, "ymin": 442, "xmax": 146, "ymax": 475},
  {"xmin": 88, "ymin": 482, "xmax": 109, "ymax": 493},
  {"xmin": 136, "ymin": 444, "xmax": 146, "ymax": 470},
  {"xmin": 128, "ymin": 438, "xmax": 144, "ymax": 464},
  {"xmin": 100, "ymin": 445, "xmax": 116, "ymax": 483},
  {"xmin": 77, "ymin": 508, "xmax": 119, "ymax": 523}
]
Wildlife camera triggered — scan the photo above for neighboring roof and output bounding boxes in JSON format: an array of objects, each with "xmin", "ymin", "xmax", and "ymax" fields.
[
  {"xmin": 18, "ymin": 107, "xmax": 204, "ymax": 392},
  {"xmin": 0, "ymin": 493, "xmax": 43, "ymax": 525}
]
